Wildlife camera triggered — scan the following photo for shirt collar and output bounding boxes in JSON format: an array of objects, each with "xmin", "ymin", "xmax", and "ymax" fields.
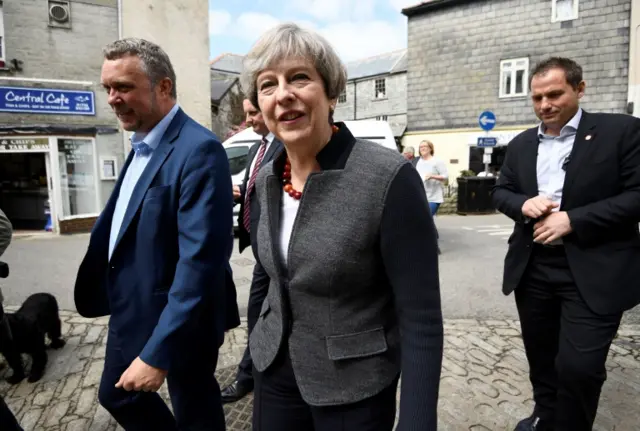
[
  {"xmin": 131, "ymin": 103, "xmax": 180, "ymax": 149},
  {"xmin": 538, "ymin": 108, "xmax": 583, "ymax": 138},
  {"xmin": 264, "ymin": 132, "xmax": 275, "ymax": 144}
]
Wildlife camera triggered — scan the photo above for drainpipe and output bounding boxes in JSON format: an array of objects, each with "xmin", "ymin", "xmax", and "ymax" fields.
[
  {"xmin": 627, "ymin": 0, "xmax": 640, "ymax": 117},
  {"xmin": 117, "ymin": 0, "xmax": 128, "ymax": 160},
  {"xmin": 353, "ymin": 81, "xmax": 357, "ymax": 120}
]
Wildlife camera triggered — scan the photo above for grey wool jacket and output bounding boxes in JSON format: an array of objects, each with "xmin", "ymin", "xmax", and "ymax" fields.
[{"xmin": 249, "ymin": 123, "xmax": 443, "ymax": 430}]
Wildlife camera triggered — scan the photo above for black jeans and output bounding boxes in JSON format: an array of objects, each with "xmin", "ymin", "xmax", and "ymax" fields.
[
  {"xmin": 515, "ymin": 246, "xmax": 622, "ymax": 430},
  {"xmin": 253, "ymin": 348, "xmax": 399, "ymax": 431}
]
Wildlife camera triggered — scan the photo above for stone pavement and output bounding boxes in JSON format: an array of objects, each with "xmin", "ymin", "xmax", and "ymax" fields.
[{"xmin": 0, "ymin": 312, "xmax": 639, "ymax": 430}]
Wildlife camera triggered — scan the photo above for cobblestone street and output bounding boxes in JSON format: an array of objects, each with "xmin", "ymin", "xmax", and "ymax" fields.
[{"xmin": 1, "ymin": 310, "xmax": 639, "ymax": 430}]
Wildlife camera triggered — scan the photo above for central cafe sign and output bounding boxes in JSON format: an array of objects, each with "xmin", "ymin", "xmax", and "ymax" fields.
[{"xmin": 0, "ymin": 138, "xmax": 50, "ymax": 152}]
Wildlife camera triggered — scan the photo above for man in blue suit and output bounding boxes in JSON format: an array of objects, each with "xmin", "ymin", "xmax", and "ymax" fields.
[{"xmin": 74, "ymin": 38, "xmax": 238, "ymax": 430}]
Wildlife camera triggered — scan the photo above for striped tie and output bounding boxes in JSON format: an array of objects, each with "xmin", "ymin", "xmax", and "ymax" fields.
[{"xmin": 243, "ymin": 137, "xmax": 268, "ymax": 233}]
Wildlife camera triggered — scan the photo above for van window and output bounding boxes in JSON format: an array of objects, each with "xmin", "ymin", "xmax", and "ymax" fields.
[{"xmin": 226, "ymin": 146, "xmax": 250, "ymax": 175}]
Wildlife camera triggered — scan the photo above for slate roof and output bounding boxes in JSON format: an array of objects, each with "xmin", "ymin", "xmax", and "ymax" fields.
[
  {"xmin": 344, "ymin": 49, "xmax": 407, "ymax": 80},
  {"xmin": 210, "ymin": 53, "xmax": 244, "ymax": 75},
  {"xmin": 208, "ymin": 50, "xmax": 408, "ymax": 82},
  {"xmin": 211, "ymin": 77, "xmax": 237, "ymax": 104}
]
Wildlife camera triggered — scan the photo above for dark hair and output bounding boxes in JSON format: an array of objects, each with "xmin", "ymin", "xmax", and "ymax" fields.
[{"xmin": 530, "ymin": 57, "xmax": 583, "ymax": 89}]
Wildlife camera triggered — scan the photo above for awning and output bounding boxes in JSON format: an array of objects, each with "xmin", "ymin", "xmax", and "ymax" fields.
[{"xmin": 0, "ymin": 124, "xmax": 119, "ymax": 135}]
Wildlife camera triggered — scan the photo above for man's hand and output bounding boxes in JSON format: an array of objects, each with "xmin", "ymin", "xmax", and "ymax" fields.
[
  {"xmin": 533, "ymin": 212, "xmax": 573, "ymax": 244},
  {"xmin": 232, "ymin": 185, "xmax": 241, "ymax": 199},
  {"xmin": 115, "ymin": 357, "xmax": 167, "ymax": 392},
  {"xmin": 522, "ymin": 196, "xmax": 559, "ymax": 219}
]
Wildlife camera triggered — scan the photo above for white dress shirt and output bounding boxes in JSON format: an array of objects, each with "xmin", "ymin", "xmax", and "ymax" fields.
[
  {"xmin": 108, "ymin": 104, "xmax": 180, "ymax": 260},
  {"xmin": 536, "ymin": 108, "xmax": 582, "ymax": 210}
]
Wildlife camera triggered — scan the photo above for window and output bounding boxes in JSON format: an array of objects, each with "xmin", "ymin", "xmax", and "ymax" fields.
[
  {"xmin": 376, "ymin": 115, "xmax": 388, "ymax": 121},
  {"xmin": 499, "ymin": 58, "xmax": 529, "ymax": 98},
  {"xmin": 552, "ymin": 0, "xmax": 578, "ymax": 22},
  {"xmin": 0, "ymin": 2, "xmax": 5, "ymax": 67},
  {"xmin": 57, "ymin": 139, "xmax": 99, "ymax": 217},
  {"xmin": 225, "ymin": 145, "xmax": 251, "ymax": 176},
  {"xmin": 338, "ymin": 91, "xmax": 347, "ymax": 104},
  {"xmin": 374, "ymin": 78, "xmax": 386, "ymax": 99}
]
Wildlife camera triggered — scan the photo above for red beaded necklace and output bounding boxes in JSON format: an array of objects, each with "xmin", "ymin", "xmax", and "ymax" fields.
[{"xmin": 282, "ymin": 124, "xmax": 339, "ymax": 200}]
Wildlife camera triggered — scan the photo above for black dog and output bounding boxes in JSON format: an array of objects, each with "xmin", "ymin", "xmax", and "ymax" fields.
[{"xmin": 0, "ymin": 293, "xmax": 65, "ymax": 384}]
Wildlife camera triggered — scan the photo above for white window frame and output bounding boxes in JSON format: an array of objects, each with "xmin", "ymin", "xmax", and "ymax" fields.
[
  {"xmin": 552, "ymin": 0, "xmax": 579, "ymax": 23},
  {"xmin": 499, "ymin": 58, "xmax": 529, "ymax": 99},
  {"xmin": 376, "ymin": 115, "xmax": 388, "ymax": 121},
  {"xmin": 338, "ymin": 90, "xmax": 347, "ymax": 104},
  {"xmin": 0, "ymin": 2, "xmax": 5, "ymax": 64},
  {"xmin": 374, "ymin": 78, "xmax": 386, "ymax": 99}
]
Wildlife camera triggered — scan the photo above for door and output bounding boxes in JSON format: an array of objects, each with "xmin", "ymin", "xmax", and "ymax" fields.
[{"xmin": 44, "ymin": 153, "xmax": 58, "ymax": 233}]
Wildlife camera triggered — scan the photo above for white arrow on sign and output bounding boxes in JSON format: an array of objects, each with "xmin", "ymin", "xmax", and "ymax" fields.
[{"xmin": 479, "ymin": 116, "xmax": 496, "ymax": 126}]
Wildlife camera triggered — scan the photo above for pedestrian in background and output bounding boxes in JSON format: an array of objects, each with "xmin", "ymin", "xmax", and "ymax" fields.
[
  {"xmin": 241, "ymin": 22, "xmax": 443, "ymax": 431},
  {"xmin": 492, "ymin": 57, "xmax": 640, "ymax": 431}
]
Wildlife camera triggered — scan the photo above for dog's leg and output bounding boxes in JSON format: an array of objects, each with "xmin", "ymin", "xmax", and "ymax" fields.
[
  {"xmin": 28, "ymin": 346, "xmax": 47, "ymax": 383},
  {"xmin": 47, "ymin": 316, "xmax": 65, "ymax": 350},
  {"xmin": 3, "ymin": 349, "xmax": 25, "ymax": 385}
]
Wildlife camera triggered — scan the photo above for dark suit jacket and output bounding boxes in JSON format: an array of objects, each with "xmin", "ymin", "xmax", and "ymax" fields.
[
  {"xmin": 74, "ymin": 108, "xmax": 239, "ymax": 370},
  {"xmin": 237, "ymin": 137, "xmax": 283, "ymax": 254},
  {"xmin": 492, "ymin": 111, "xmax": 640, "ymax": 315}
]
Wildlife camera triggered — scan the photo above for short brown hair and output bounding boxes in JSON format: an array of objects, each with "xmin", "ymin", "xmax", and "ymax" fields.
[
  {"xmin": 419, "ymin": 140, "xmax": 434, "ymax": 156},
  {"xmin": 530, "ymin": 57, "xmax": 583, "ymax": 89}
]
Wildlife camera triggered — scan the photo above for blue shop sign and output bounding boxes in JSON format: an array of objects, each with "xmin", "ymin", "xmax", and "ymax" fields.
[{"xmin": 0, "ymin": 86, "xmax": 96, "ymax": 116}]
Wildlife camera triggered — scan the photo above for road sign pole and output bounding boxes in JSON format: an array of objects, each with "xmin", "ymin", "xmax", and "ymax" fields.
[{"xmin": 484, "ymin": 131, "xmax": 490, "ymax": 174}]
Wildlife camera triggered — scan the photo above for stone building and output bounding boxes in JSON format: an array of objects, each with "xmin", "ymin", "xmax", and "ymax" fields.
[
  {"xmin": 401, "ymin": 0, "xmax": 633, "ymax": 178},
  {"xmin": 0, "ymin": 0, "xmax": 120, "ymax": 233},
  {"xmin": 334, "ymin": 49, "xmax": 408, "ymax": 144},
  {"xmin": 210, "ymin": 53, "xmax": 245, "ymax": 140},
  {"xmin": 0, "ymin": 0, "xmax": 210, "ymax": 233}
]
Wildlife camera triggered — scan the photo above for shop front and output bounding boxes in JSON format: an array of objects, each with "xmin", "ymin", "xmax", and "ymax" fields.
[
  {"xmin": 0, "ymin": 83, "xmax": 122, "ymax": 234},
  {"xmin": 0, "ymin": 136, "xmax": 103, "ymax": 233}
]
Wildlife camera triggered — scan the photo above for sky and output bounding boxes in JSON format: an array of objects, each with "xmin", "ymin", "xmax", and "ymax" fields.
[{"xmin": 209, "ymin": 0, "xmax": 420, "ymax": 63}]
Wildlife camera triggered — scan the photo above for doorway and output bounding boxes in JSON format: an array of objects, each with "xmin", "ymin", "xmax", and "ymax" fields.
[{"xmin": 0, "ymin": 152, "xmax": 54, "ymax": 231}]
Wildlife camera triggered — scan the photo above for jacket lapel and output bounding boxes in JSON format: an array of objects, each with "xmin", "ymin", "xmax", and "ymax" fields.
[
  {"xmin": 263, "ymin": 139, "xmax": 283, "ymax": 164},
  {"xmin": 520, "ymin": 129, "xmax": 540, "ymax": 197},
  {"xmin": 561, "ymin": 112, "xmax": 597, "ymax": 205},
  {"xmin": 265, "ymin": 174, "xmax": 285, "ymax": 278},
  {"xmin": 112, "ymin": 109, "xmax": 186, "ymax": 254}
]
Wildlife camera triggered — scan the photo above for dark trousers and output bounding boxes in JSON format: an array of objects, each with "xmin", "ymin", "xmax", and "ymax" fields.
[
  {"xmin": 515, "ymin": 246, "xmax": 622, "ymax": 430},
  {"xmin": 236, "ymin": 258, "xmax": 270, "ymax": 388},
  {"xmin": 98, "ymin": 329, "xmax": 225, "ymax": 431},
  {"xmin": 253, "ymin": 348, "xmax": 398, "ymax": 431},
  {"xmin": 0, "ymin": 396, "xmax": 22, "ymax": 431}
]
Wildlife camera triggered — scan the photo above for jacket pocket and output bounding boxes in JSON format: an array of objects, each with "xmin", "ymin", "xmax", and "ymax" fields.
[
  {"xmin": 144, "ymin": 185, "xmax": 171, "ymax": 200},
  {"xmin": 326, "ymin": 327, "xmax": 388, "ymax": 361}
]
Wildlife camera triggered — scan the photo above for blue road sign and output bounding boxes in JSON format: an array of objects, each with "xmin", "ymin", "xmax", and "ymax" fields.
[
  {"xmin": 477, "ymin": 137, "xmax": 497, "ymax": 147},
  {"xmin": 478, "ymin": 111, "xmax": 496, "ymax": 131}
]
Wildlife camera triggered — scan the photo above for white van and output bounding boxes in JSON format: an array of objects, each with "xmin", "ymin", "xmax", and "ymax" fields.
[{"xmin": 223, "ymin": 120, "xmax": 398, "ymax": 227}]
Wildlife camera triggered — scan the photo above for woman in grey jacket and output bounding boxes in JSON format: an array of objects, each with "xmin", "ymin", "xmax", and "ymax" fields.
[{"xmin": 241, "ymin": 23, "xmax": 443, "ymax": 431}]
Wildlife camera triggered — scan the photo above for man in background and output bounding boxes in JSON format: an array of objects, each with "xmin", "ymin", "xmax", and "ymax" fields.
[{"xmin": 221, "ymin": 99, "xmax": 283, "ymax": 403}]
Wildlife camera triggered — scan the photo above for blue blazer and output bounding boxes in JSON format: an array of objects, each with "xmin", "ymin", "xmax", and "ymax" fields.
[{"xmin": 74, "ymin": 108, "xmax": 239, "ymax": 370}]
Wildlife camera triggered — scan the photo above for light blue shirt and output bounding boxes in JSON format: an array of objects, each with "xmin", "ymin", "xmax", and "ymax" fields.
[
  {"xmin": 108, "ymin": 104, "xmax": 180, "ymax": 260},
  {"xmin": 536, "ymin": 108, "xmax": 582, "ymax": 209}
]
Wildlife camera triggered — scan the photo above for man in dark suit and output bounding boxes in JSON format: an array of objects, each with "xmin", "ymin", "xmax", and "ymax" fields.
[
  {"xmin": 492, "ymin": 57, "xmax": 640, "ymax": 431},
  {"xmin": 221, "ymin": 99, "xmax": 282, "ymax": 403},
  {"xmin": 74, "ymin": 38, "xmax": 238, "ymax": 430}
]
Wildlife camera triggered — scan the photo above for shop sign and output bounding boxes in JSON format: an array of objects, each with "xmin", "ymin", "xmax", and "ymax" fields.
[
  {"xmin": 0, "ymin": 86, "xmax": 95, "ymax": 116},
  {"xmin": 0, "ymin": 138, "xmax": 50, "ymax": 152}
]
